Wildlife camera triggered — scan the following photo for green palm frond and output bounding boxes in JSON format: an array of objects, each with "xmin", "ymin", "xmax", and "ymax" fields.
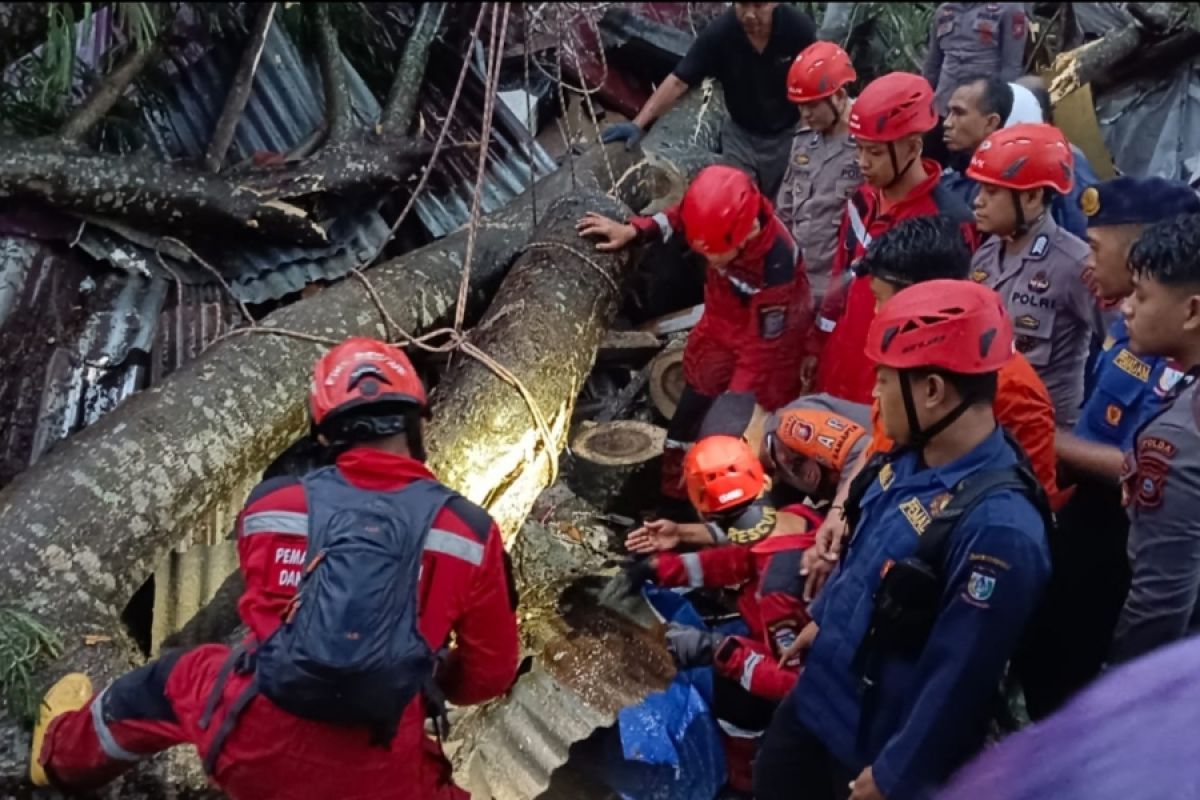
[{"xmin": 0, "ymin": 607, "xmax": 63, "ymax": 726}]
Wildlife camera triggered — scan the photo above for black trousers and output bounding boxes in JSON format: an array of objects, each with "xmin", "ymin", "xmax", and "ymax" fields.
[
  {"xmin": 1020, "ymin": 476, "xmax": 1131, "ymax": 719},
  {"xmin": 754, "ymin": 690, "xmax": 855, "ymax": 800}
]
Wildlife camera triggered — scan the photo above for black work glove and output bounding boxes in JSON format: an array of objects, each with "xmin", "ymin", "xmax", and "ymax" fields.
[
  {"xmin": 621, "ymin": 557, "xmax": 659, "ymax": 596},
  {"xmin": 600, "ymin": 121, "xmax": 645, "ymax": 151},
  {"xmin": 665, "ymin": 623, "xmax": 722, "ymax": 669}
]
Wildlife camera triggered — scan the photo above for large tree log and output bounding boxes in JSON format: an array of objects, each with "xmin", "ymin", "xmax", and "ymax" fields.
[
  {"xmin": 425, "ymin": 191, "xmax": 634, "ymax": 537},
  {"xmin": 0, "ymin": 136, "xmax": 444, "ymax": 246},
  {"xmin": 0, "ymin": 86, "xmax": 724, "ymax": 792}
]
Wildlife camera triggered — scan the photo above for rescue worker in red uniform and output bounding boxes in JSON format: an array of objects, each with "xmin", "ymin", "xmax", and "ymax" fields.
[
  {"xmin": 807, "ymin": 72, "xmax": 979, "ymax": 404},
  {"xmin": 30, "ymin": 338, "xmax": 519, "ymax": 800},
  {"xmin": 625, "ymin": 435, "xmax": 818, "ymax": 793},
  {"xmin": 577, "ymin": 165, "xmax": 811, "ymax": 510}
]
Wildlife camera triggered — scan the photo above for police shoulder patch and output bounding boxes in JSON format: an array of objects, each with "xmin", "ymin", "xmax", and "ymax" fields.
[
  {"xmin": 1029, "ymin": 234, "xmax": 1050, "ymax": 259},
  {"xmin": 1114, "ymin": 349, "xmax": 1152, "ymax": 382},
  {"xmin": 965, "ymin": 570, "xmax": 997, "ymax": 605},
  {"xmin": 1140, "ymin": 436, "xmax": 1178, "ymax": 459}
]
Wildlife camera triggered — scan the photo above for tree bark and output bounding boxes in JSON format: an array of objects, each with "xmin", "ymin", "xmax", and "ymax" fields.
[
  {"xmin": 0, "ymin": 85, "xmax": 725, "ymax": 792},
  {"xmin": 382, "ymin": 2, "xmax": 446, "ymax": 134},
  {"xmin": 204, "ymin": 2, "xmax": 277, "ymax": 173},
  {"xmin": 1049, "ymin": 2, "xmax": 1183, "ymax": 102},
  {"xmin": 0, "ymin": 137, "xmax": 440, "ymax": 245},
  {"xmin": 315, "ymin": 4, "xmax": 353, "ymax": 145},
  {"xmin": 424, "ymin": 191, "xmax": 635, "ymax": 537},
  {"xmin": 60, "ymin": 37, "xmax": 163, "ymax": 144}
]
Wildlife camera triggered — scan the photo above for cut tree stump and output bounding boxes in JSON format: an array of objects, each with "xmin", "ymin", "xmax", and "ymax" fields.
[
  {"xmin": 567, "ymin": 421, "xmax": 665, "ymax": 517},
  {"xmin": 648, "ymin": 343, "xmax": 687, "ymax": 420}
]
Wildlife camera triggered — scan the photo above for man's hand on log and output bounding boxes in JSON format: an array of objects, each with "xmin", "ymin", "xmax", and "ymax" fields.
[
  {"xmin": 577, "ymin": 212, "xmax": 638, "ymax": 252},
  {"xmin": 626, "ymin": 519, "xmax": 681, "ymax": 554}
]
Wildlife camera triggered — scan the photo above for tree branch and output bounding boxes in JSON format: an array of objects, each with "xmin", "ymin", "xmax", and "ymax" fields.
[
  {"xmin": 59, "ymin": 38, "xmax": 160, "ymax": 144},
  {"xmin": 315, "ymin": 3, "xmax": 354, "ymax": 145},
  {"xmin": 381, "ymin": 2, "xmax": 446, "ymax": 134},
  {"xmin": 204, "ymin": 2, "xmax": 278, "ymax": 173}
]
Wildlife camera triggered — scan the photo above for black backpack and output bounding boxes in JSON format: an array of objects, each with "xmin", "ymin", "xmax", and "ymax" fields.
[{"xmin": 198, "ymin": 468, "xmax": 454, "ymax": 773}]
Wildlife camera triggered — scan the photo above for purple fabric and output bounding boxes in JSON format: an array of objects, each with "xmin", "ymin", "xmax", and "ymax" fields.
[{"xmin": 938, "ymin": 635, "xmax": 1200, "ymax": 799}]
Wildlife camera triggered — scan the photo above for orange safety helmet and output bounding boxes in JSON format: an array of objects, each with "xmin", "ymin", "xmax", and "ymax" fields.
[
  {"xmin": 774, "ymin": 408, "xmax": 867, "ymax": 473},
  {"xmin": 679, "ymin": 165, "xmax": 762, "ymax": 256},
  {"xmin": 310, "ymin": 337, "xmax": 427, "ymax": 431},
  {"xmin": 787, "ymin": 42, "xmax": 857, "ymax": 104},
  {"xmin": 684, "ymin": 435, "xmax": 766, "ymax": 515},
  {"xmin": 867, "ymin": 280, "xmax": 1013, "ymax": 374},
  {"xmin": 966, "ymin": 123, "xmax": 1075, "ymax": 194},
  {"xmin": 848, "ymin": 72, "xmax": 937, "ymax": 142}
]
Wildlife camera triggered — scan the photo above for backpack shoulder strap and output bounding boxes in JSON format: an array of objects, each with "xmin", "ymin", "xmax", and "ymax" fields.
[{"xmin": 913, "ymin": 464, "xmax": 1042, "ymax": 570}]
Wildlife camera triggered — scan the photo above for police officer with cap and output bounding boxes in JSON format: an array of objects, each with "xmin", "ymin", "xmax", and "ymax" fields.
[{"xmin": 1026, "ymin": 178, "xmax": 1200, "ymax": 718}]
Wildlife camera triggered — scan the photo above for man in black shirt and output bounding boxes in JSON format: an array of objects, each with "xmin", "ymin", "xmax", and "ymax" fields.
[{"xmin": 602, "ymin": 2, "xmax": 817, "ymax": 199}]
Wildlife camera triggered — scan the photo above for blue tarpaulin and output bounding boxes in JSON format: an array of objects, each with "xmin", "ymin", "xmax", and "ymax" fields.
[{"xmin": 597, "ymin": 587, "xmax": 729, "ymax": 800}]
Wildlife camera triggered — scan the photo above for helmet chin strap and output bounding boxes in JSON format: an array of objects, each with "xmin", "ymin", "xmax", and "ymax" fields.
[
  {"xmin": 885, "ymin": 142, "xmax": 918, "ymax": 191},
  {"xmin": 1010, "ymin": 190, "xmax": 1029, "ymax": 238},
  {"xmin": 899, "ymin": 370, "xmax": 974, "ymax": 448}
]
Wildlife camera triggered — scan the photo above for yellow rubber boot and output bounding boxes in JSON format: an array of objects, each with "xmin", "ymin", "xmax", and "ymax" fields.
[{"xmin": 29, "ymin": 673, "xmax": 93, "ymax": 787}]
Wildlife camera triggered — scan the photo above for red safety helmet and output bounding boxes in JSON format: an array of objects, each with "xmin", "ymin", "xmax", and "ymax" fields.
[
  {"xmin": 310, "ymin": 337, "xmax": 427, "ymax": 429},
  {"xmin": 848, "ymin": 72, "xmax": 937, "ymax": 142},
  {"xmin": 966, "ymin": 123, "xmax": 1075, "ymax": 194},
  {"xmin": 679, "ymin": 165, "xmax": 762, "ymax": 256},
  {"xmin": 866, "ymin": 280, "xmax": 1013, "ymax": 374},
  {"xmin": 684, "ymin": 435, "xmax": 766, "ymax": 515},
  {"xmin": 787, "ymin": 42, "xmax": 857, "ymax": 104}
]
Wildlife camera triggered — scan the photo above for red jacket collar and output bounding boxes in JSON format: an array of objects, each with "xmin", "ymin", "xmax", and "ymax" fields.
[
  {"xmin": 865, "ymin": 159, "xmax": 945, "ymax": 219},
  {"xmin": 334, "ymin": 447, "xmax": 436, "ymax": 491}
]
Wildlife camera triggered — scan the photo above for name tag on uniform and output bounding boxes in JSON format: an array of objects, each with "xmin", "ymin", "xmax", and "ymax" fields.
[{"xmin": 1114, "ymin": 349, "xmax": 1151, "ymax": 382}]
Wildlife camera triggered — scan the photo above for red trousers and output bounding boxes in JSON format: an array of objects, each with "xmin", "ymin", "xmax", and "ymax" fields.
[
  {"xmin": 662, "ymin": 320, "xmax": 804, "ymax": 503},
  {"xmin": 39, "ymin": 645, "xmax": 467, "ymax": 800}
]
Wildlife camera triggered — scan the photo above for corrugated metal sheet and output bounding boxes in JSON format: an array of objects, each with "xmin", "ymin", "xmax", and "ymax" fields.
[
  {"xmin": 126, "ymin": 19, "xmax": 555, "ymax": 301},
  {"xmin": 150, "ymin": 541, "xmax": 239, "ymax": 655},
  {"xmin": 450, "ymin": 508, "xmax": 674, "ymax": 800},
  {"xmin": 0, "ymin": 232, "xmax": 240, "ymax": 491}
]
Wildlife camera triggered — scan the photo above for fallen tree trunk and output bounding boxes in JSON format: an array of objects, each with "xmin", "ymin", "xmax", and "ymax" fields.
[
  {"xmin": 0, "ymin": 86, "xmax": 725, "ymax": 792},
  {"xmin": 1049, "ymin": 2, "xmax": 1185, "ymax": 102},
  {"xmin": 0, "ymin": 136, "xmax": 440, "ymax": 246},
  {"xmin": 426, "ymin": 191, "xmax": 634, "ymax": 537}
]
